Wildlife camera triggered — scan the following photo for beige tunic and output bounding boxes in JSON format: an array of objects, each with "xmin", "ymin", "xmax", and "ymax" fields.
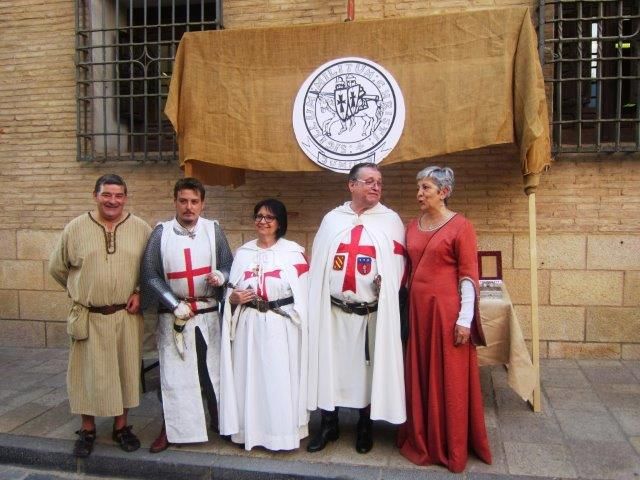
[{"xmin": 49, "ymin": 212, "xmax": 151, "ymax": 417}]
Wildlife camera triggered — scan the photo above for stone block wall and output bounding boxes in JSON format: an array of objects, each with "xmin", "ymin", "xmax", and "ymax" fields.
[
  {"xmin": 0, "ymin": 0, "xmax": 638, "ymax": 358},
  {"xmin": 510, "ymin": 232, "xmax": 640, "ymax": 359}
]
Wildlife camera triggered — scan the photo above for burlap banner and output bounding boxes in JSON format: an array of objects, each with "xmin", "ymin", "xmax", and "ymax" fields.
[{"xmin": 165, "ymin": 6, "xmax": 550, "ymax": 187}]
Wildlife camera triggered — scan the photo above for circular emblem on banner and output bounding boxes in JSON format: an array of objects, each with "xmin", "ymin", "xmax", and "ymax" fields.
[{"xmin": 292, "ymin": 57, "xmax": 405, "ymax": 173}]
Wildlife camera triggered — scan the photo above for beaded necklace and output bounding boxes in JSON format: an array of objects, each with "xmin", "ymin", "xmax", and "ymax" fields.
[{"xmin": 419, "ymin": 211, "xmax": 455, "ymax": 232}]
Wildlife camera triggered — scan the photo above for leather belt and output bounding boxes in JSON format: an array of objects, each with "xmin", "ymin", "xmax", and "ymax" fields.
[
  {"xmin": 330, "ymin": 296, "xmax": 377, "ymax": 365},
  {"xmin": 182, "ymin": 296, "xmax": 213, "ymax": 303},
  {"xmin": 158, "ymin": 305, "xmax": 219, "ymax": 315},
  {"xmin": 88, "ymin": 304, "xmax": 127, "ymax": 315},
  {"xmin": 330, "ymin": 296, "xmax": 378, "ymax": 316},
  {"xmin": 246, "ymin": 296, "xmax": 294, "ymax": 313}
]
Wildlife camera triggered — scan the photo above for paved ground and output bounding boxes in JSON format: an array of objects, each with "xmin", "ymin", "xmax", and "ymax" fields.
[
  {"xmin": 0, "ymin": 464, "xmax": 128, "ymax": 480},
  {"xmin": 0, "ymin": 347, "xmax": 639, "ymax": 479}
]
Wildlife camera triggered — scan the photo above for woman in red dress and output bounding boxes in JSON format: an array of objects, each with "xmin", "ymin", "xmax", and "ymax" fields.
[{"xmin": 397, "ymin": 166, "xmax": 492, "ymax": 473}]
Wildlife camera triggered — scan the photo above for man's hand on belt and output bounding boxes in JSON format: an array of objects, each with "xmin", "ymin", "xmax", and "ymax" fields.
[
  {"xmin": 125, "ymin": 291, "xmax": 140, "ymax": 314},
  {"xmin": 173, "ymin": 301, "xmax": 194, "ymax": 320}
]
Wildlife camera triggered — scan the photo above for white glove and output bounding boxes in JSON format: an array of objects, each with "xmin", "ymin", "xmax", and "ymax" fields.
[
  {"xmin": 173, "ymin": 301, "xmax": 192, "ymax": 320},
  {"xmin": 211, "ymin": 269, "xmax": 225, "ymax": 284},
  {"xmin": 456, "ymin": 279, "xmax": 475, "ymax": 328}
]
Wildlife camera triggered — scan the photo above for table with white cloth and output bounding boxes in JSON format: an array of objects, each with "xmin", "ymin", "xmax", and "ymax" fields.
[{"xmin": 476, "ymin": 285, "xmax": 536, "ymax": 404}]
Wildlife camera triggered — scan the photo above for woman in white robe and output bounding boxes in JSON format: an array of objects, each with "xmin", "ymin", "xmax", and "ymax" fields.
[{"xmin": 220, "ymin": 199, "xmax": 309, "ymax": 451}]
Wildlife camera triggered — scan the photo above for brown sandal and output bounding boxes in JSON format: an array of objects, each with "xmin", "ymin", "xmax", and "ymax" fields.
[
  {"xmin": 73, "ymin": 429, "xmax": 96, "ymax": 458},
  {"xmin": 112, "ymin": 425, "xmax": 141, "ymax": 452}
]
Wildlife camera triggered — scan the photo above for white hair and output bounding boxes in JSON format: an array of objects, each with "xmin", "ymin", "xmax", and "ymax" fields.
[{"xmin": 416, "ymin": 166, "xmax": 455, "ymax": 199}]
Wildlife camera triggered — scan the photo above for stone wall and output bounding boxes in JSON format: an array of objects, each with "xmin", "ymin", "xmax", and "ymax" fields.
[{"xmin": 0, "ymin": 0, "xmax": 638, "ymax": 357}]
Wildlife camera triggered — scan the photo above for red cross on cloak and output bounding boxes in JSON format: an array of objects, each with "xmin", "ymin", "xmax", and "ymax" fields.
[
  {"xmin": 294, "ymin": 253, "xmax": 310, "ymax": 277},
  {"xmin": 166, "ymin": 248, "xmax": 212, "ymax": 310},
  {"xmin": 393, "ymin": 240, "xmax": 408, "ymax": 286},
  {"xmin": 294, "ymin": 263, "xmax": 309, "ymax": 277},
  {"xmin": 243, "ymin": 268, "xmax": 281, "ymax": 300},
  {"xmin": 336, "ymin": 224, "xmax": 376, "ymax": 293}
]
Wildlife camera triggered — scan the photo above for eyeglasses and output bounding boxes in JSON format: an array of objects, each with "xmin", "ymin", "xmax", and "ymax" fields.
[
  {"xmin": 355, "ymin": 179, "xmax": 383, "ymax": 189},
  {"xmin": 254, "ymin": 214, "xmax": 276, "ymax": 223}
]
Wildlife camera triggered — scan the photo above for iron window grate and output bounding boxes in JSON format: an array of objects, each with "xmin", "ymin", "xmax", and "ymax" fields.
[
  {"xmin": 75, "ymin": 0, "xmax": 222, "ymax": 163},
  {"xmin": 538, "ymin": 0, "xmax": 639, "ymax": 155}
]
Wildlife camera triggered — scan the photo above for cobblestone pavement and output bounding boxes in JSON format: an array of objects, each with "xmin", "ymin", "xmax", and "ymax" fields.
[{"xmin": 0, "ymin": 347, "xmax": 639, "ymax": 479}]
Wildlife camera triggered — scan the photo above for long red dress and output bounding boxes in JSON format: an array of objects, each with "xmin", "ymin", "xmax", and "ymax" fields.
[{"xmin": 397, "ymin": 214, "xmax": 492, "ymax": 473}]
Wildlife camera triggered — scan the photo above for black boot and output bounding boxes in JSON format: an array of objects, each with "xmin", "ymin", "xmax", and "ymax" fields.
[
  {"xmin": 306, "ymin": 409, "xmax": 339, "ymax": 453},
  {"xmin": 355, "ymin": 411, "xmax": 373, "ymax": 454},
  {"xmin": 207, "ymin": 399, "xmax": 219, "ymax": 433}
]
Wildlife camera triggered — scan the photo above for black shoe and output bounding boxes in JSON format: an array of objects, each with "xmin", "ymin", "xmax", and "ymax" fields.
[
  {"xmin": 73, "ymin": 429, "xmax": 96, "ymax": 458},
  {"xmin": 355, "ymin": 417, "xmax": 373, "ymax": 454},
  {"xmin": 112, "ymin": 425, "xmax": 141, "ymax": 452},
  {"xmin": 208, "ymin": 401, "xmax": 219, "ymax": 433},
  {"xmin": 306, "ymin": 412, "xmax": 339, "ymax": 453},
  {"xmin": 220, "ymin": 435, "xmax": 244, "ymax": 449}
]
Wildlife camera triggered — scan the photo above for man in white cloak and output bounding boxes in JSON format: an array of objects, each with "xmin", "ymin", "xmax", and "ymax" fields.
[
  {"xmin": 307, "ymin": 163, "xmax": 406, "ymax": 454},
  {"xmin": 141, "ymin": 177, "xmax": 233, "ymax": 452}
]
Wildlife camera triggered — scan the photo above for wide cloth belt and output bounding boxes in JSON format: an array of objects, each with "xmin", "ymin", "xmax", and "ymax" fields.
[
  {"xmin": 245, "ymin": 296, "xmax": 294, "ymax": 313},
  {"xmin": 330, "ymin": 296, "xmax": 378, "ymax": 316},
  {"xmin": 158, "ymin": 305, "xmax": 219, "ymax": 315},
  {"xmin": 88, "ymin": 304, "xmax": 127, "ymax": 315}
]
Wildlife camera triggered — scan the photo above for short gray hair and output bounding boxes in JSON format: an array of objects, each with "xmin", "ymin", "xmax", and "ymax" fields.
[
  {"xmin": 416, "ymin": 166, "xmax": 454, "ymax": 199},
  {"xmin": 348, "ymin": 162, "xmax": 379, "ymax": 182}
]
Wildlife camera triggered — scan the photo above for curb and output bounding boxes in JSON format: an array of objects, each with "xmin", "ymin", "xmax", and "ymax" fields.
[
  {"xmin": 0, "ymin": 433, "xmax": 550, "ymax": 480},
  {"xmin": 0, "ymin": 434, "xmax": 383, "ymax": 480}
]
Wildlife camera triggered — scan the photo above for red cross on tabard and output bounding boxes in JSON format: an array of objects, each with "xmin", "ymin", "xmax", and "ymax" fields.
[
  {"xmin": 243, "ymin": 268, "xmax": 281, "ymax": 300},
  {"xmin": 336, "ymin": 224, "xmax": 376, "ymax": 294},
  {"xmin": 393, "ymin": 240, "xmax": 408, "ymax": 286},
  {"xmin": 167, "ymin": 248, "xmax": 212, "ymax": 310}
]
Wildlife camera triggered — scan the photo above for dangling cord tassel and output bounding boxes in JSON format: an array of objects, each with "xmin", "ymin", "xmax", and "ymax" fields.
[
  {"xmin": 346, "ymin": 0, "xmax": 355, "ymax": 22},
  {"xmin": 364, "ymin": 313, "xmax": 370, "ymax": 365}
]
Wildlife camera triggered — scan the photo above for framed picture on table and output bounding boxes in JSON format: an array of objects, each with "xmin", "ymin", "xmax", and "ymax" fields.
[
  {"xmin": 478, "ymin": 251, "xmax": 503, "ymax": 298},
  {"xmin": 478, "ymin": 251, "xmax": 502, "ymax": 280}
]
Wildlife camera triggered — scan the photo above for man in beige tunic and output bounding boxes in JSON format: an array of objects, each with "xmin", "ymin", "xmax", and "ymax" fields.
[{"xmin": 49, "ymin": 174, "xmax": 151, "ymax": 458}]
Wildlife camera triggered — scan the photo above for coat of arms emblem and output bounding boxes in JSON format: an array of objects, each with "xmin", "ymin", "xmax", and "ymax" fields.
[
  {"xmin": 292, "ymin": 57, "xmax": 405, "ymax": 173},
  {"xmin": 357, "ymin": 257, "xmax": 373, "ymax": 275}
]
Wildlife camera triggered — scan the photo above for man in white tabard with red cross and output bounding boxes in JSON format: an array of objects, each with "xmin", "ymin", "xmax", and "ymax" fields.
[
  {"xmin": 307, "ymin": 162, "xmax": 407, "ymax": 454},
  {"xmin": 140, "ymin": 177, "xmax": 233, "ymax": 453}
]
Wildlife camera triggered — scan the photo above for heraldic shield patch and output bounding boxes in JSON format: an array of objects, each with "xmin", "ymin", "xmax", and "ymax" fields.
[
  {"xmin": 333, "ymin": 255, "xmax": 345, "ymax": 270},
  {"xmin": 357, "ymin": 256, "xmax": 372, "ymax": 275},
  {"xmin": 333, "ymin": 254, "xmax": 346, "ymax": 271},
  {"xmin": 292, "ymin": 57, "xmax": 405, "ymax": 174}
]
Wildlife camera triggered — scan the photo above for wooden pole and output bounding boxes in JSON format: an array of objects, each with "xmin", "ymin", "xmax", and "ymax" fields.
[{"xmin": 528, "ymin": 192, "xmax": 542, "ymax": 412}]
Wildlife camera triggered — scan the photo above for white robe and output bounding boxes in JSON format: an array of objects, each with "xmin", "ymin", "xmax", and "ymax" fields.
[
  {"xmin": 307, "ymin": 202, "xmax": 407, "ymax": 424},
  {"xmin": 158, "ymin": 218, "xmax": 221, "ymax": 443},
  {"xmin": 219, "ymin": 238, "xmax": 309, "ymax": 450}
]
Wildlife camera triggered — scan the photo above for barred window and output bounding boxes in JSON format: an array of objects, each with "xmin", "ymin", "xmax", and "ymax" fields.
[
  {"xmin": 539, "ymin": 0, "xmax": 639, "ymax": 154},
  {"xmin": 76, "ymin": 0, "xmax": 222, "ymax": 163}
]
